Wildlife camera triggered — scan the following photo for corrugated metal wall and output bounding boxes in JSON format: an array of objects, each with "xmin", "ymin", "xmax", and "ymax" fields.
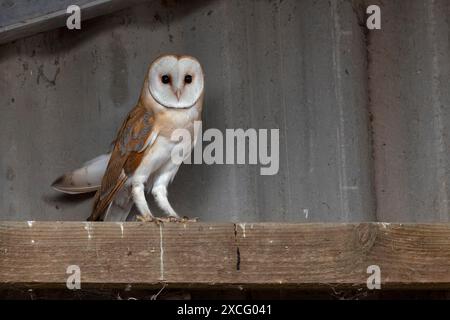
[
  {"xmin": 0, "ymin": 0, "xmax": 447, "ymax": 223},
  {"xmin": 1, "ymin": 0, "xmax": 92, "ymax": 27},
  {"xmin": 370, "ymin": 0, "xmax": 450, "ymax": 222}
]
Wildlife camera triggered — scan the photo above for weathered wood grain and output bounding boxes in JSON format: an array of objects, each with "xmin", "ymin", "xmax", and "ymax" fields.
[{"xmin": 1, "ymin": 222, "xmax": 450, "ymax": 290}]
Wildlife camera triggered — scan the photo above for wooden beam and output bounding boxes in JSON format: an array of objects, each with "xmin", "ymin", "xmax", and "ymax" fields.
[
  {"xmin": 0, "ymin": 0, "xmax": 147, "ymax": 45},
  {"xmin": 1, "ymin": 222, "xmax": 450, "ymax": 290}
]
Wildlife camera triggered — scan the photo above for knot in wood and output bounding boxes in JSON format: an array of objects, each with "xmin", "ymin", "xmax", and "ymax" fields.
[{"xmin": 355, "ymin": 223, "xmax": 377, "ymax": 253}]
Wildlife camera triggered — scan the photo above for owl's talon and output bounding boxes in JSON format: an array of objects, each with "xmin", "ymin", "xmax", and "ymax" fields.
[
  {"xmin": 136, "ymin": 214, "xmax": 160, "ymax": 224},
  {"xmin": 157, "ymin": 216, "xmax": 198, "ymax": 223},
  {"xmin": 157, "ymin": 216, "xmax": 181, "ymax": 223},
  {"xmin": 182, "ymin": 216, "xmax": 199, "ymax": 223}
]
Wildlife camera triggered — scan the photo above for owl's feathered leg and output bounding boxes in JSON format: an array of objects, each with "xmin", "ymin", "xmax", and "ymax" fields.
[
  {"xmin": 132, "ymin": 182, "xmax": 160, "ymax": 223},
  {"xmin": 151, "ymin": 184, "xmax": 198, "ymax": 223},
  {"xmin": 151, "ymin": 162, "xmax": 199, "ymax": 223},
  {"xmin": 152, "ymin": 185, "xmax": 179, "ymax": 219},
  {"xmin": 151, "ymin": 163, "xmax": 182, "ymax": 221}
]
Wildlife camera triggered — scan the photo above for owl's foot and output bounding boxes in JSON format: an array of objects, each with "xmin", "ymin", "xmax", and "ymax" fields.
[
  {"xmin": 136, "ymin": 214, "xmax": 162, "ymax": 225},
  {"xmin": 158, "ymin": 216, "xmax": 199, "ymax": 223},
  {"xmin": 168, "ymin": 216, "xmax": 182, "ymax": 223},
  {"xmin": 181, "ymin": 216, "xmax": 199, "ymax": 223},
  {"xmin": 157, "ymin": 216, "xmax": 182, "ymax": 223}
]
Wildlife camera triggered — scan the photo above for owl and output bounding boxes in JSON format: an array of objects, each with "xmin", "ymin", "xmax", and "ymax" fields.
[{"xmin": 52, "ymin": 55, "xmax": 205, "ymax": 222}]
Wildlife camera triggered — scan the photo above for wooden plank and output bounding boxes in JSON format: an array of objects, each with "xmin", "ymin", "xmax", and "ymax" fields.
[
  {"xmin": 1, "ymin": 222, "xmax": 450, "ymax": 290},
  {"xmin": 0, "ymin": 0, "xmax": 147, "ymax": 45}
]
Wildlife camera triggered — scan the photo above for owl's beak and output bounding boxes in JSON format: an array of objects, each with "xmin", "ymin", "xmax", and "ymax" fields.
[{"xmin": 175, "ymin": 89, "xmax": 182, "ymax": 101}]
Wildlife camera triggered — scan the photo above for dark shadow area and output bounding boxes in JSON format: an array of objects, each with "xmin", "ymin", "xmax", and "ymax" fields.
[{"xmin": 1, "ymin": 287, "xmax": 449, "ymax": 300}]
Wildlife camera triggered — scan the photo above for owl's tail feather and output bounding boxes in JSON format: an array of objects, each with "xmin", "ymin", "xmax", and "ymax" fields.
[{"xmin": 51, "ymin": 153, "xmax": 111, "ymax": 194}]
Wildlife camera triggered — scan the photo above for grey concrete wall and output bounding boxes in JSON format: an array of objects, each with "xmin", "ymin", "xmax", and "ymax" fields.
[
  {"xmin": 369, "ymin": 0, "xmax": 450, "ymax": 222},
  {"xmin": 0, "ymin": 0, "xmax": 375, "ymax": 222}
]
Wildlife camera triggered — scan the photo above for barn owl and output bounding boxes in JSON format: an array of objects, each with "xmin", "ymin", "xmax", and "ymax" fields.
[{"xmin": 52, "ymin": 55, "xmax": 204, "ymax": 222}]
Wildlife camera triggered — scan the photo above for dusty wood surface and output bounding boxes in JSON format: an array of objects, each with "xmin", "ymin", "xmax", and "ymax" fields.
[{"xmin": 1, "ymin": 222, "xmax": 450, "ymax": 290}]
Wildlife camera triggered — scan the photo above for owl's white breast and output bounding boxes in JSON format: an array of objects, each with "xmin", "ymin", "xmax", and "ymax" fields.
[
  {"xmin": 130, "ymin": 136, "xmax": 175, "ymax": 186},
  {"xmin": 130, "ymin": 95, "xmax": 203, "ymax": 189}
]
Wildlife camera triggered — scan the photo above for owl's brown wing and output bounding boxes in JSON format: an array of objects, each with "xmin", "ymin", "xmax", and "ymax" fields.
[{"xmin": 88, "ymin": 104, "xmax": 158, "ymax": 221}]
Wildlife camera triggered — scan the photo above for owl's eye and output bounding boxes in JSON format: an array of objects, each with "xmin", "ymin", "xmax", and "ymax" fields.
[
  {"xmin": 184, "ymin": 75, "xmax": 192, "ymax": 84},
  {"xmin": 161, "ymin": 75, "xmax": 170, "ymax": 84}
]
